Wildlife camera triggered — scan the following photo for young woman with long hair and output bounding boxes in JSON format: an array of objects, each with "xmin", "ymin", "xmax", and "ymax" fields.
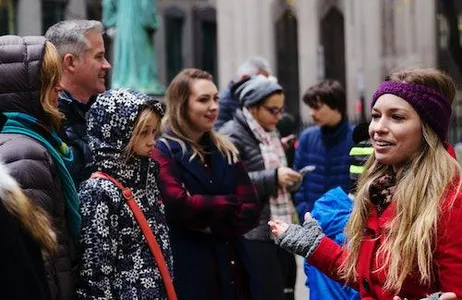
[
  {"xmin": 269, "ymin": 68, "xmax": 462, "ymax": 299},
  {"xmin": 151, "ymin": 68, "xmax": 261, "ymax": 300}
]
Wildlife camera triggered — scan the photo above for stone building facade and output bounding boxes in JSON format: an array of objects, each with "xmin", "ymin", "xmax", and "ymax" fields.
[{"xmin": 2, "ymin": 0, "xmax": 461, "ymax": 128}]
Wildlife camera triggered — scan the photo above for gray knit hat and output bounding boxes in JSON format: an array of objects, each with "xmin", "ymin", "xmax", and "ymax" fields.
[{"xmin": 233, "ymin": 75, "xmax": 283, "ymax": 107}]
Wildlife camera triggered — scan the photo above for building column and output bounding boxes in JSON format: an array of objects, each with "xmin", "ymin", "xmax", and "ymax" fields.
[
  {"xmin": 217, "ymin": 0, "xmax": 277, "ymax": 89},
  {"xmin": 65, "ymin": 0, "xmax": 87, "ymax": 20},
  {"xmin": 16, "ymin": 0, "xmax": 42, "ymax": 35},
  {"xmin": 296, "ymin": 0, "xmax": 319, "ymax": 123}
]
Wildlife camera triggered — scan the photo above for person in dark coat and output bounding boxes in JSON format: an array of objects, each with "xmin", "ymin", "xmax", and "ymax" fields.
[
  {"xmin": 0, "ymin": 36, "xmax": 79, "ymax": 300},
  {"xmin": 46, "ymin": 20, "xmax": 112, "ymax": 187},
  {"xmin": 77, "ymin": 89, "xmax": 172, "ymax": 299},
  {"xmin": 220, "ymin": 75, "xmax": 300, "ymax": 300},
  {"xmin": 0, "ymin": 152, "xmax": 57, "ymax": 300},
  {"xmin": 151, "ymin": 68, "xmax": 262, "ymax": 300},
  {"xmin": 276, "ymin": 112, "xmax": 298, "ymax": 168}
]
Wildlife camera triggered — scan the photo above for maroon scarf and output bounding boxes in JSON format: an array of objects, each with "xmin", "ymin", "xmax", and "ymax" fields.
[{"xmin": 369, "ymin": 168, "xmax": 396, "ymax": 215}]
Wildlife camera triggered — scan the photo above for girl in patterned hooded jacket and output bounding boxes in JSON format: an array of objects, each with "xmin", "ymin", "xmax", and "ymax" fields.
[{"xmin": 77, "ymin": 88, "xmax": 173, "ymax": 299}]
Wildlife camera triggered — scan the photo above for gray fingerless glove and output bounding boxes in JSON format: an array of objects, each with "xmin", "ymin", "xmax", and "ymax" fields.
[{"xmin": 274, "ymin": 218, "xmax": 325, "ymax": 258}]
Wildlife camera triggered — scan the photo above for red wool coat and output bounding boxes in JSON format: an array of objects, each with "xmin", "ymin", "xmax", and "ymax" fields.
[{"xmin": 308, "ymin": 184, "xmax": 462, "ymax": 299}]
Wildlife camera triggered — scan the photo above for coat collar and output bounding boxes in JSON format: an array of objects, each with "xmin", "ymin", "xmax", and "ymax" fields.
[
  {"xmin": 320, "ymin": 120, "xmax": 351, "ymax": 141},
  {"xmin": 365, "ymin": 201, "xmax": 396, "ymax": 234},
  {"xmin": 157, "ymin": 134, "xmax": 228, "ymax": 189}
]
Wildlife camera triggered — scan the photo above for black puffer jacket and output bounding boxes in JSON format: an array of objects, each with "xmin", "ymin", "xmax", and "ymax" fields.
[
  {"xmin": 0, "ymin": 36, "xmax": 77, "ymax": 300},
  {"xmin": 219, "ymin": 109, "xmax": 278, "ymax": 240},
  {"xmin": 59, "ymin": 91, "xmax": 95, "ymax": 187}
]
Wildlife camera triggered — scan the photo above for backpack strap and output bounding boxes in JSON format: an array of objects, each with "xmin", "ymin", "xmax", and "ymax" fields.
[{"xmin": 91, "ymin": 171, "xmax": 177, "ymax": 300}]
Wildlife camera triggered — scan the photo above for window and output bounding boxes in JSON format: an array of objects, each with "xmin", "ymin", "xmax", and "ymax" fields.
[
  {"xmin": 193, "ymin": 6, "xmax": 218, "ymax": 83},
  {"xmin": 201, "ymin": 20, "xmax": 217, "ymax": 82},
  {"xmin": 42, "ymin": 0, "xmax": 66, "ymax": 34},
  {"xmin": 0, "ymin": 0, "xmax": 16, "ymax": 35},
  {"xmin": 164, "ymin": 7, "xmax": 185, "ymax": 83}
]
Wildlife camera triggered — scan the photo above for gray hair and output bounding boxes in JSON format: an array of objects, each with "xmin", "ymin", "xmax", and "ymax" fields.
[
  {"xmin": 236, "ymin": 56, "xmax": 271, "ymax": 78},
  {"xmin": 45, "ymin": 20, "xmax": 104, "ymax": 58}
]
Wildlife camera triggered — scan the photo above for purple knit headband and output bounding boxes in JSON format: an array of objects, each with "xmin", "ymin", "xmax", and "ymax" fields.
[{"xmin": 371, "ymin": 81, "xmax": 452, "ymax": 141}]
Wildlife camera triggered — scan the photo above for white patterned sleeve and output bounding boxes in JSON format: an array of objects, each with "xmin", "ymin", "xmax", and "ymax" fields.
[{"xmin": 76, "ymin": 181, "xmax": 120, "ymax": 300}]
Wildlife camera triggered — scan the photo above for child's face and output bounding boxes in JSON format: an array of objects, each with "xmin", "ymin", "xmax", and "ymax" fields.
[{"xmin": 132, "ymin": 114, "xmax": 160, "ymax": 157}]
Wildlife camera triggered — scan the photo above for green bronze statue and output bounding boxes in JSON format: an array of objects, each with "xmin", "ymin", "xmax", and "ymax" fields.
[{"xmin": 103, "ymin": 0, "xmax": 165, "ymax": 95}]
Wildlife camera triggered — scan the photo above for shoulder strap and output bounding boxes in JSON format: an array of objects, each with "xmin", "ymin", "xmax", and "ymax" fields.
[{"xmin": 90, "ymin": 171, "xmax": 177, "ymax": 300}]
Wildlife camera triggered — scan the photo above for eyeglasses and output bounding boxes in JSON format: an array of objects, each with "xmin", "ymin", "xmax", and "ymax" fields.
[{"xmin": 262, "ymin": 106, "xmax": 285, "ymax": 116}]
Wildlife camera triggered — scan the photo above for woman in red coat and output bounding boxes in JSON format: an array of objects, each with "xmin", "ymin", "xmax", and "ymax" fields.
[{"xmin": 269, "ymin": 68, "xmax": 462, "ymax": 299}]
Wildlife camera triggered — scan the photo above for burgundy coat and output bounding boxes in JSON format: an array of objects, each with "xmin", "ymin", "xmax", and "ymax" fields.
[
  {"xmin": 308, "ymin": 183, "xmax": 462, "ymax": 299},
  {"xmin": 151, "ymin": 137, "xmax": 261, "ymax": 300}
]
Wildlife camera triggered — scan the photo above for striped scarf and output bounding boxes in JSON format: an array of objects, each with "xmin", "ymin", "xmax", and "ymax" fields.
[
  {"xmin": 2, "ymin": 112, "xmax": 81, "ymax": 237},
  {"xmin": 243, "ymin": 108, "xmax": 293, "ymax": 224}
]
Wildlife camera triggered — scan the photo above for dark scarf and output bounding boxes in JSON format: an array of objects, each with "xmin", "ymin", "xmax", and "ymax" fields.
[{"xmin": 369, "ymin": 167, "xmax": 396, "ymax": 215}]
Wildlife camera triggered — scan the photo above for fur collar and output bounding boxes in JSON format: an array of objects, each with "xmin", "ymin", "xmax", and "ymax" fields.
[{"xmin": 0, "ymin": 161, "xmax": 19, "ymax": 199}]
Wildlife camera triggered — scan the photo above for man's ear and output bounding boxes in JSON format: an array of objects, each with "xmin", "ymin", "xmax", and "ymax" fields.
[{"xmin": 62, "ymin": 53, "xmax": 78, "ymax": 72}]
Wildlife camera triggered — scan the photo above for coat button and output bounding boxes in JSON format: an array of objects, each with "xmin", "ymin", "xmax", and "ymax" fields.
[{"xmin": 362, "ymin": 278, "xmax": 370, "ymax": 292}]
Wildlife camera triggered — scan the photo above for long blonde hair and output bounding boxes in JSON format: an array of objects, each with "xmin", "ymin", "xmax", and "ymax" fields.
[
  {"xmin": 161, "ymin": 68, "xmax": 238, "ymax": 163},
  {"xmin": 342, "ymin": 68, "xmax": 461, "ymax": 292},
  {"xmin": 40, "ymin": 41, "xmax": 64, "ymax": 130}
]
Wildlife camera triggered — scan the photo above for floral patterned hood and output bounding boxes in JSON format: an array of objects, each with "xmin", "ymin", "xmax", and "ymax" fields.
[{"xmin": 87, "ymin": 88, "xmax": 164, "ymax": 186}]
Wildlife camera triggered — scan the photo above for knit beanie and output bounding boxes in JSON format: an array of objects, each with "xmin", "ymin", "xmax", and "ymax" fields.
[
  {"xmin": 371, "ymin": 81, "xmax": 452, "ymax": 142},
  {"xmin": 233, "ymin": 75, "xmax": 283, "ymax": 108}
]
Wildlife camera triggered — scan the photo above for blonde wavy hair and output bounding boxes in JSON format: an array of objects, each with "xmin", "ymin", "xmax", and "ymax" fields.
[
  {"xmin": 161, "ymin": 68, "xmax": 238, "ymax": 164},
  {"xmin": 40, "ymin": 41, "xmax": 64, "ymax": 130},
  {"xmin": 341, "ymin": 68, "xmax": 461, "ymax": 292}
]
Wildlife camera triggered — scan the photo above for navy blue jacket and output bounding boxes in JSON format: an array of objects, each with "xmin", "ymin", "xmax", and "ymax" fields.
[
  {"xmin": 294, "ymin": 121, "xmax": 354, "ymax": 220},
  {"xmin": 152, "ymin": 136, "xmax": 261, "ymax": 300},
  {"xmin": 58, "ymin": 91, "xmax": 95, "ymax": 187}
]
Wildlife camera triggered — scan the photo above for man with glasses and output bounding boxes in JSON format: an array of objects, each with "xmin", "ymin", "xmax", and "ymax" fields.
[{"xmin": 293, "ymin": 79, "xmax": 355, "ymax": 300}]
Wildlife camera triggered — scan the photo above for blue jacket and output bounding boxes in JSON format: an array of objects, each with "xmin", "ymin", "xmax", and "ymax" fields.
[
  {"xmin": 294, "ymin": 121, "xmax": 354, "ymax": 220},
  {"xmin": 215, "ymin": 82, "xmax": 238, "ymax": 130},
  {"xmin": 306, "ymin": 187, "xmax": 360, "ymax": 300},
  {"xmin": 58, "ymin": 90, "xmax": 95, "ymax": 187}
]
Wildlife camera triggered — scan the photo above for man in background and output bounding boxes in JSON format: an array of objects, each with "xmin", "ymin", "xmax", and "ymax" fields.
[{"xmin": 46, "ymin": 20, "xmax": 112, "ymax": 186}]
